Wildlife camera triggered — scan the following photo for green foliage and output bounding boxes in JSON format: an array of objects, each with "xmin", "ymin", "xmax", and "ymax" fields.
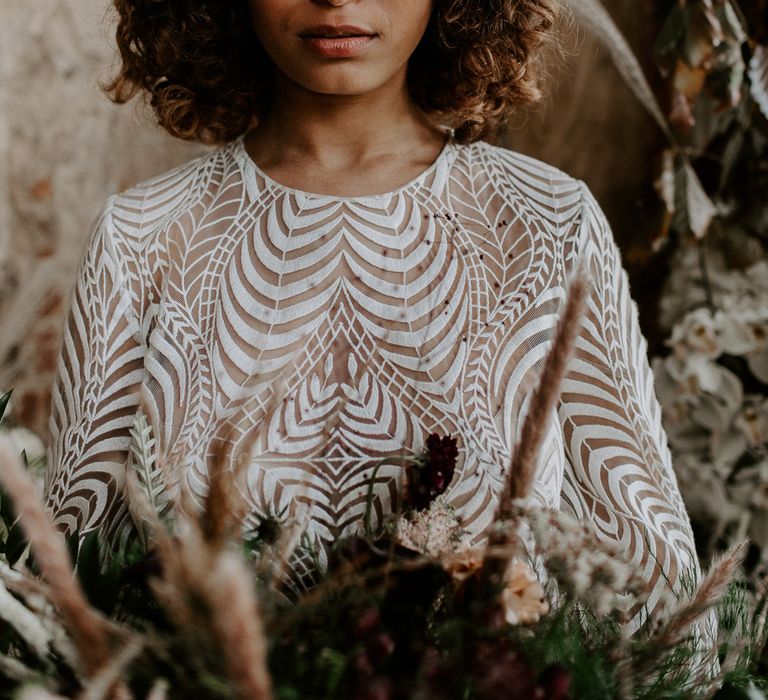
[
  {"xmin": 0, "ymin": 389, "xmax": 12, "ymax": 425},
  {"xmin": 0, "ymin": 422, "xmax": 764, "ymax": 698}
]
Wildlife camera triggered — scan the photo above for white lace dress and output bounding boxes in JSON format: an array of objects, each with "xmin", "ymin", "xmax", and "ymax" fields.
[{"xmin": 43, "ymin": 131, "xmax": 702, "ymax": 633}]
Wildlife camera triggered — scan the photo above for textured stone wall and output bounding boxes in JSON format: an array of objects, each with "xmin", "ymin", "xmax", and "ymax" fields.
[
  {"xmin": 0, "ymin": 0, "xmax": 659, "ymax": 440},
  {"xmin": 0, "ymin": 2, "xmax": 206, "ymax": 436}
]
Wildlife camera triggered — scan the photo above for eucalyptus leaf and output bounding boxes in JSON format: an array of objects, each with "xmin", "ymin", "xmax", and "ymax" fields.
[
  {"xmin": 0, "ymin": 482, "xmax": 29, "ymax": 568},
  {"xmin": 672, "ymin": 157, "xmax": 717, "ymax": 238},
  {"xmin": 561, "ymin": 0, "xmax": 675, "ymax": 143},
  {"xmin": 684, "ymin": 162, "xmax": 717, "ymax": 239},
  {"xmin": 75, "ymin": 529, "xmax": 119, "ymax": 615},
  {"xmin": 0, "ymin": 390, "xmax": 12, "ymax": 424},
  {"xmin": 749, "ymin": 45, "xmax": 768, "ymax": 121},
  {"xmin": 4, "ymin": 524, "xmax": 28, "ymax": 568},
  {"xmin": 655, "ymin": 4, "xmax": 688, "ymax": 62},
  {"xmin": 65, "ymin": 530, "xmax": 80, "ymax": 568},
  {"xmin": 0, "ymin": 482, "xmax": 17, "ymax": 537}
]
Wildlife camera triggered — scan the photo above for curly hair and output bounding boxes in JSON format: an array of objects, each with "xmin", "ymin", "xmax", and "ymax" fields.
[{"xmin": 103, "ymin": 0, "xmax": 558, "ymax": 145}]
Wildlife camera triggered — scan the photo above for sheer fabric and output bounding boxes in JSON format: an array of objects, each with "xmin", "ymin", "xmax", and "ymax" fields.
[{"xmin": 44, "ymin": 132, "xmax": 701, "ymax": 632}]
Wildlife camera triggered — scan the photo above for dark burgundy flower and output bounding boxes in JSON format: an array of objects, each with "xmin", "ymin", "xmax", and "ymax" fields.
[
  {"xmin": 354, "ymin": 650, "xmax": 375, "ymax": 678},
  {"xmin": 120, "ymin": 546, "xmax": 163, "ymax": 585},
  {"xmin": 353, "ymin": 607, "xmax": 381, "ymax": 639},
  {"xmin": 255, "ymin": 515, "xmax": 281, "ymax": 544},
  {"xmin": 406, "ymin": 433, "xmax": 459, "ymax": 511},
  {"xmin": 354, "ymin": 676, "xmax": 393, "ymax": 700},
  {"xmin": 367, "ymin": 632, "xmax": 395, "ymax": 663},
  {"xmin": 539, "ymin": 664, "xmax": 572, "ymax": 699},
  {"xmin": 472, "ymin": 641, "xmax": 538, "ymax": 699}
]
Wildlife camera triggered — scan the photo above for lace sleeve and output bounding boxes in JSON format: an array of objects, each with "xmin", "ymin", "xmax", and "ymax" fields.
[
  {"xmin": 43, "ymin": 197, "xmax": 145, "ymax": 544},
  {"xmin": 558, "ymin": 182, "xmax": 706, "ymax": 633}
]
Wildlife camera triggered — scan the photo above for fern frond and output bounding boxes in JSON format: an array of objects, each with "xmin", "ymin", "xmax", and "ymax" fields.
[{"xmin": 127, "ymin": 407, "xmax": 168, "ymax": 520}]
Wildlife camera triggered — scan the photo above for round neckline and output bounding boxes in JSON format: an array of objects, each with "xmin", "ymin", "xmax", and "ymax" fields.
[{"xmin": 233, "ymin": 128, "xmax": 456, "ymax": 202}]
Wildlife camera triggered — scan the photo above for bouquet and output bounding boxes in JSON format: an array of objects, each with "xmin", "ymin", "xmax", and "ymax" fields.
[{"xmin": 0, "ymin": 273, "xmax": 766, "ymax": 700}]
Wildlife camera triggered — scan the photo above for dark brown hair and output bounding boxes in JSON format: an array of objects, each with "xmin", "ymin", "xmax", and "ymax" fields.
[{"xmin": 103, "ymin": 0, "xmax": 557, "ymax": 145}]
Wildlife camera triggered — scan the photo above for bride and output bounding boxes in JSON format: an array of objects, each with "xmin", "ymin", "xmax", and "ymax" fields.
[{"xmin": 44, "ymin": 0, "xmax": 701, "ymax": 635}]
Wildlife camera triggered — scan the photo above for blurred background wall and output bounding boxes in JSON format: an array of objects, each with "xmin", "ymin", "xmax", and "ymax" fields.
[{"xmin": 0, "ymin": 0, "xmax": 659, "ymax": 439}]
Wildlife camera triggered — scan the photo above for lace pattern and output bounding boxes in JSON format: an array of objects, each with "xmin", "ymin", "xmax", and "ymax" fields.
[{"xmin": 44, "ymin": 133, "xmax": 704, "ymax": 634}]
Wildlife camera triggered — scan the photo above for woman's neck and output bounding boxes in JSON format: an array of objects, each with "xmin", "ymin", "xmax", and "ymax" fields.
[{"xmin": 242, "ymin": 71, "xmax": 449, "ymax": 196}]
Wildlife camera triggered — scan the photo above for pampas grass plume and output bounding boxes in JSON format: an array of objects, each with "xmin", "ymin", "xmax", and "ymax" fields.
[
  {"xmin": 496, "ymin": 266, "xmax": 590, "ymax": 520},
  {"xmin": 655, "ymin": 540, "xmax": 748, "ymax": 649},
  {"xmin": 0, "ymin": 437, "xmax": 112, "ymax": 678},
  {"xmin": 204, "ymin": 549, "xmax": 273, "ymax": 699}
]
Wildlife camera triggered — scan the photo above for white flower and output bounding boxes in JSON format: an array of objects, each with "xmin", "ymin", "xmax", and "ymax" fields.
[
  {"xmin": 748, "ymin": 351, "xmax": 768, "ymax": 385},
  {"xmin": 501, "ymin": 559, "xmax": 549, "ymax": 626},
  {"xmin": 709, "ymin": 427, "xmax": 749, "ymax": 468},
  {"xmin": 3, "ymin": 426, "xmax": 45, "ymax": 463},
  {"xmin": 521, "ymin": 505, "xmax": 642, "ymax": 615},
  {"xmin": 653, "ymin": 357, "xmax": 692, "ymax": 427},
  {"xmin": 749, "ymin": 510, "xmax": 768, "ymax": 553},
  {"xmin": 658, "ymin": 353, "xmax": 741, "ymax": 398},
  {"xmin": 689, "ymin": 389, "xmax": 742, "ymax": 434},
  {"xmin": 735, "ymin": 397, "xmax": 768, "ymax": 447},
  {"xmin": 720, "ymin": 309, "xmax": 768, "ymax": 355},
  {"xmin": 745, "ymin": 261, "xmax": 768, "ymax": 291},
  {"xmin": 745, "ymin": 461, "xmax": 768, "ymax": 511},
  {"xmin": 677, "ymin": 454, "xmax": 743, "ymax": 521},
  {"xmin": 567, "ymin": 550, "xmax": 591, "ymax": 590},
  {"xmin": 669, "ymin": 308, "xmax": 723, "ymax": 359}
]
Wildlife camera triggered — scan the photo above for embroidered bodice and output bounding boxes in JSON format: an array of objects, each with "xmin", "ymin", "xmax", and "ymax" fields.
[{"xmin": 43, "ymin": 131, "xmax": 700, "ymax": 631}]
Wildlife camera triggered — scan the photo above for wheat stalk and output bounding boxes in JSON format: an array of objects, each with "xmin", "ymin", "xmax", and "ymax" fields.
[
  {"xmin": 621, "ymin": 541, "xmax": 748, "ymax": 686},
  {"xmin": 78, "ymin": 637, "xmax": 144, "ymax": 700},
  {"xmin": 0, "ymin": 655, "xmax": 40, "ymax": 684},
  {"xmin": 654, "ymin": 541, "xmax": 748, "ymax": 649},
  {"xmin": 0, "ymin": 575, "xmax": 54, "ymax": 663},
  {"xmin": 495, "ymin": 266, "xmax": 590, "ymax": 522},
  {"xmin": 145, "ymin": 680, "xmax": 169, "ymax": 700},
  {"xmin": 0, "ymin": 437, "xmax": 112, "ymax": 678},
  {"xmin": 15, "ymin": 687, "xmax": 67, "ymax": 700},
  {"xmin": 144, "ymin": 509, "xmax": 273, "ymax": 699},
  {"xmin": 203, "ymin": 549, "xmax": 273, "ymax": 699},
  {"xmin": 204, "ymin": 360, "xmax": 295, "ymax": 547}
]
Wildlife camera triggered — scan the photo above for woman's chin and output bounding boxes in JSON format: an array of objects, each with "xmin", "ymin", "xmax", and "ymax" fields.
[
  {"xmin": 293, "ymin": 72, "xmax": 389, "ymax": 99},
  {"xmin": 267, "ymin": 54, "xmax": 393, "ymax": 100}
]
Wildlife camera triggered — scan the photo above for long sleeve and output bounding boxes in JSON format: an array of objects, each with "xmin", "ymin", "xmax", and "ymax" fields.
[
  {"xmin": 558, "ymin": 182, "xmax": 708, "ymax": 635},
  {"xmin": 44, "ymin": 196, "xmax": 145, "ymax": 547}
]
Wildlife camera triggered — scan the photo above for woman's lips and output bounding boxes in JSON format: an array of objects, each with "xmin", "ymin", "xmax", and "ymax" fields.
[{"xmin": 300, "ymin": 35, "xmax": 376, "ymax": 58}]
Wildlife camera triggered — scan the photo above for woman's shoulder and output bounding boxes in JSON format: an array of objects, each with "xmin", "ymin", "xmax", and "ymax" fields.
[
  {"xmin": 106, "ymin": 141, "xmax": 239, "ymax": 238},
  {"xmin": 462, "ymin": 140, "xmax": 589, "ymax": 225}
]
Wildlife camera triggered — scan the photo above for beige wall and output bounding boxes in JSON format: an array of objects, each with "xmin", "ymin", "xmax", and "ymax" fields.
[
  {"xmin": 0, "ymin": 2, "xmax": 206, "ymax": 435},
  {"xmin": 0, "ymin": 0, "xmax": 659, "ymax": 438}
]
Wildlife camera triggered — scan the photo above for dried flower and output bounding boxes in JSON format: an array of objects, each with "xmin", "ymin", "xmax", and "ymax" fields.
[
  {"xmin": 395, "ymin": 497, "xmax": 467, "ymax": 556},
  {"xmin": 442, "ymin": 547, "xmax": 485, "ymax": 583},
  {"xmin": 404, "ymin": 433, "xmax": 458, "ymax": 511},
  {"xmin": 501, "ymin": 560, "xmax": 549, "ymax": 626},
  {"xmin": 539, "ymin": 664, "xmax": 571, "ymax": 700},
  {"xmin": 522, "ymin": 505, "xmax": 645, "ymax": 617}
]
